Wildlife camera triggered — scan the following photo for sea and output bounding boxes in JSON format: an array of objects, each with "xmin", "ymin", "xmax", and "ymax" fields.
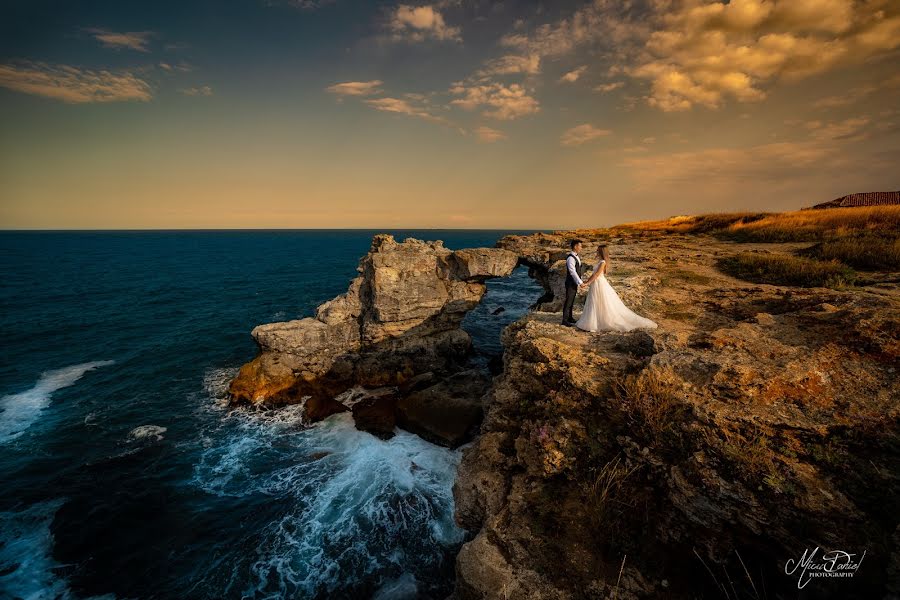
[{"xmin": 0, "ymin": 230, "xmax": 543, "ymax": 600}]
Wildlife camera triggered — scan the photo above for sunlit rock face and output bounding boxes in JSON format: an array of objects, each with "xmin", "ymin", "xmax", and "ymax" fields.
[
  {"xmin": 228, "ymin": 234, "xmax": 517, "ymax": 423},
  {"xmin": 454, "ymin": 230, "xmax": 900, "ymax": 600}
]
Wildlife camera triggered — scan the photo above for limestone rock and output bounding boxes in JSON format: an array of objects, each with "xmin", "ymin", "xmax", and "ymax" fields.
[
  {"xmin": 396, "ymin": 369, "xmax": 490, "ymax": 447},
  {"xmin": 228, "ymin": 235, "xmax": 517, "ymax": 420},
  {"xmin": 454, "ymin": 230, "xmax": 900, "ymax": 600}
]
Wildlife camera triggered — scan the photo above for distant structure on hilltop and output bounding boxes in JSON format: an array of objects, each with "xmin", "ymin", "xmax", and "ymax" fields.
[{"xmin": 809, "ymin": 191, "xmax": 900, "ymax": 209}]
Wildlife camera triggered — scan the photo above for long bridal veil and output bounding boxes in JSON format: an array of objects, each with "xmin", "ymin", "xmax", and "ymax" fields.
[{"xmin": 576, "ymin": 273, "xmax": 657, "ymax": 333}]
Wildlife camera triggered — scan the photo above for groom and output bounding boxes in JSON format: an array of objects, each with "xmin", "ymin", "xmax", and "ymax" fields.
[{"xmin": 562, "ymin": 239, "xmax": 587, "ymax": 327}]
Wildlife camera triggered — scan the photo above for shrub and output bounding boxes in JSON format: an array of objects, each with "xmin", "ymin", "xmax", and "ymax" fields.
[{"xmin": 718, "ymin": 253, "xmax": 857, "ymax": 288}]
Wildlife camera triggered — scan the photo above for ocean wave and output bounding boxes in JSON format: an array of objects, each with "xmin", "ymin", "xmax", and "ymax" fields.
[
  {"xmin": 0, "ymin": 499, "xmax": 116, "ymax": 600},
  {"xmin": 0, "ymin": 360, "xmax": 115, "ymax": 444},
  {"xmin": 191, "ymin": 366, "xmax": 465, "ymax": 598}
]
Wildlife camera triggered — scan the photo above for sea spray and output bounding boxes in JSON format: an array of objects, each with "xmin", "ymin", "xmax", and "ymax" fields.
[
  {"xmin": 189, "ymin": 368, "xmax": 465, "ymax": 598},
  {"xmin": 0, "ymin": 360, "xmax": 115, "ymax": 443}
]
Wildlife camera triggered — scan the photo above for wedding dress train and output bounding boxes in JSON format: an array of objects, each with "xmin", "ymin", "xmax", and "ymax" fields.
[{"xmin": 575, "ymin": 262, "xmax": 658, "ymax": 332}]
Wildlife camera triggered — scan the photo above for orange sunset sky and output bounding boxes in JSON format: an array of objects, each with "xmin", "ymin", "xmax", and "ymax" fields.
[{"xmin": 1, "ymin": 0, "xmax": 899, "ymax": 229}]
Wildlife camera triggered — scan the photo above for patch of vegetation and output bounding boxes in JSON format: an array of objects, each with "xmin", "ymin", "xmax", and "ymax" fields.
[
  {"xmin": 723, "ymin": 206, "xmax": 900, "ymax": 243},
  {"xmin": 800, "ymin": 236, "xmax": 900, "ymax": 271},
  {"xmin": 584, "ymin": 454, "xmax": 641, "ymax": 530},
  {"xmin": 606, "ymin": 206, "xmax": 900, "ymax": 245},
  {"xmin": 718, "ymin": 253, "xmax": 857, "ymax": 288},
  {"xmin": 613, "ymin": 369, "xmax": 692, "ymax": 457}
]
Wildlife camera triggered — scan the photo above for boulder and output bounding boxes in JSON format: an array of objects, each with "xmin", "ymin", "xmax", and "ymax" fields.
[{"xmin": 396, "ymin": 369, "xmax": 490, "ymax": 447}]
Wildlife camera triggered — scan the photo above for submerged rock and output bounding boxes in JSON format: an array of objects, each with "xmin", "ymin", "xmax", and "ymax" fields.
[{"xmin": 127, "ymin": 425, "xmax": 167, "ymax": 442}]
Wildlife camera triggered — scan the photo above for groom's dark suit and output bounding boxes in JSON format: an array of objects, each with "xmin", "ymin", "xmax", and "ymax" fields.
[{"xmin": 562, "ymin": 251, "xmax": 584, "ymax": 324}]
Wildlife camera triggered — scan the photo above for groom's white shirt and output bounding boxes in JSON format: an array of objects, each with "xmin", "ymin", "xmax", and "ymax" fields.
[{"xmin": 566, "ymin": 252, "xmax": 583, "ymax": 286}]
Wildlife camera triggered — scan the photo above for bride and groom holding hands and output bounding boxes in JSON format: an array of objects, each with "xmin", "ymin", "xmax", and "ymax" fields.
[{"xmin": 561, "ymin": 239, "xmax": 658, "ymax": 333}]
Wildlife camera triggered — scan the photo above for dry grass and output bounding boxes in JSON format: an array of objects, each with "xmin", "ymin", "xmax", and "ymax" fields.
[
  {"xmin": 607, "ymin": 212, "xmax": 770, "ymax": 236},
  {"xmin": 723, "ymin": 206, "xmax": 900, "ymax": 242},
  {"xmin": 613, "ymin": 369, "xmax": 683, "ymax": 439},
  {"xmin": 718, "ymin": 253, "xmax": 857, "ymax": 288},
  {"xmin": 607, "ymin": 206, "xmax": 900, "ymax": 243},
  {"xmin": 800, "ymin": 236, "xmax": 900, "ymax": 271},
  {"xmin": 585, "ymin": 455, "xmax": 640, "ymax": 529}
]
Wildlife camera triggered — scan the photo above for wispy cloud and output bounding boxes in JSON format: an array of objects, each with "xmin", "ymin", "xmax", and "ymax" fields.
[
  {"xmin": 473, "ymin": 126, "xmax": 506, "ymax": 143},
  {"xmin": 478, "ymin": 54, "xmax": 541, "ymax": 77},
  {"xmin": 388, "ymin": 5, "xmax": 461, "ymax": 43},
  {"xmin": 594, "ymin": 81, "xmax": 624, "ymax": 93},
  {"xmin": 559, "ymin": 65, "xmax": 587, "ymax": 84},
  {"xmin": 326, "ymin": 80, "xmax": 383, "ymax": 96},
  {"xmin": 560, "ymin": 123, "xmax": 612, "ymax": 146},
  {"xmin": 84, "ymin": 28, "xmax": 154, "ymax": 52},
  {"xmin": 159, "ymin": 61, "xmax": 192, "ymax": 73},
  {"xmin": 812, "ymin": 74, "xmax": 900, "ymax": 109},
  {"xmin": 363, "ymin": 96, "xmax": 448, "ymax": 124},
  {"xmin": 0, "ymin": 61, "xmax": 152, "ymax": 103},
  {"xmin": 180, "ymin": 85, "xmax": 213, "ymax": 97},
  {"xmin": 450, "ymin": 82, "xmax": 539, "ymax": 120}
]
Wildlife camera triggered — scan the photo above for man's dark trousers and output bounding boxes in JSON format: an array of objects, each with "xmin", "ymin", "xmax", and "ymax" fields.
[{"xmin": 562, "ymin": 282, "xmax": 577, "ymax": 324}]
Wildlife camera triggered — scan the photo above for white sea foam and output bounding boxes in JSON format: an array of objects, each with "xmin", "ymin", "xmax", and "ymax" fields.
[
  {"xmin": 0, "ymin": 499, "xmax": 116, "ymax": 600},
  {"xmin": 193, "ymin": 366, "xmax": 465, "ymax": 597},
  {"xmin": 372, "ymin": 572, "xmax": 419, "ymax": 599},
  {"xmin": 0, "ymin": 360, "xmax": 115, "ymax": 444}
]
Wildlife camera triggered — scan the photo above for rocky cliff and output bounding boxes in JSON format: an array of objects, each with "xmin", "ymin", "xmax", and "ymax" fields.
[
  {"xmin": 227, "ymin": 234, "xmax": 517, "ymax": 443},
  {"xmin": 453, "ymin": 231, "xmax": 900, "ymax": 599}
]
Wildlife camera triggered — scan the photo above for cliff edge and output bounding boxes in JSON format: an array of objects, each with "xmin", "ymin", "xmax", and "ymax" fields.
[{"xmin": 453, "ymin": 230, "xmax": 899, "ymax": 599}]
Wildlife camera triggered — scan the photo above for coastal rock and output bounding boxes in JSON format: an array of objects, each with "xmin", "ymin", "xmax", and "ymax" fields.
[
  {"xmin": 454, "ymin": 231, "xmax": 900, "ymax": 599},
  {"xmin": 228, "ymin": 235, "xmax": 517, "ymax": 421},
  {"xmin": 396, "ymin": 369, "xmax": 490, "ymax": 448}
]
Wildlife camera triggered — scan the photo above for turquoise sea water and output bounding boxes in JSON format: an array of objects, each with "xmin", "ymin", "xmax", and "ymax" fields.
[{"xmin": 0, "ymin": 230, "xmax": 542, "ymax": 600}]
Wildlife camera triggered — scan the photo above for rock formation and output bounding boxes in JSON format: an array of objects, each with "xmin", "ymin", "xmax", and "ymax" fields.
[
  {"xmin": 452, "ymin": 230, "xmax": 900, "ymax": 599},
  {"xmin": 227, "ymin": 234, "xmax": 517, "ymax": 443}
]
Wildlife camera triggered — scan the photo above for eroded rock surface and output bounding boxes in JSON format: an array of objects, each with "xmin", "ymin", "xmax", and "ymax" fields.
[
  {"xmin": 454, "ymin": 231, "xmax": 900, "ymax": 599},
  {"xmin": 227, "ymin": 235, "xmax": 517, "ymax": 428}
]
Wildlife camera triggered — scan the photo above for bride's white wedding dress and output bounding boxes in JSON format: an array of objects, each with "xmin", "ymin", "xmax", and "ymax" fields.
[{"xmin": 575, "ymin": 260, "xmax": 658, "ymax": 332}]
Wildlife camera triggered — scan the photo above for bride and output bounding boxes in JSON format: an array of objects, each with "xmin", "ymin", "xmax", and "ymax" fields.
[{"xmin": 576, "ymin": 244, "xmax": 658, "ymax": 333}]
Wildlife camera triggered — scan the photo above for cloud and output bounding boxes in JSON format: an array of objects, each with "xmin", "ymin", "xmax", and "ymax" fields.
[
  {"xmin": 812, "ymin": 74, "xmax": 900, "ymax": 109},
  {"xmin": 84, "ymin": 28, "xmax": 153, "ymax": 52},
  {"xmin": 180, "ymin": 85, "xmax": 213, "ymax": 96},
  {"xmin": 478, "ymin": 54, "xmax": 541, "ymax": 76},
  {"xmin": 0, "ymin": 61, "xmax": 152, "ymax": 103},
  {"xmin": 388, "ymin": 5, "xmax": 461, "ymax": 42},
  {"xmin": 594, "ymin": 81, "xmax": 624, "ymax": 93},
  {"xmin": 621, "ymin": 141, "xmax": 836, "ymax": 186},
  {"xmin": 804, "ymin": 116, "xmax": 871, "ymax": 141},
  {"xmin": 363, "ymin": 96, "xmax": 449, "ymax": 124},
  {"xmin": 159, "ymin": 61, "xmax": 192, "ymax": 73},
  {"xmin": 450, "ymin": 82, "xmax": 539, "ymax": 120},
  {"xmin": 559, "ymin": 65, "xmax": 587, "ymax": 83},
  {"xmin": 494, "ymin": 0, "xmax": 900, "ymax": 112},
  {"xmin": 633, "ymin": 0, "xmax": 900, "ymax": 111},
  {"xmin": 560, "ymin": 123, "xmax": 613, "ymax": 146},
  {"xmin": 326, "ymin": 80, "xmax": 383, "ymax": 96},
  {"xmin": 473, "ymin": 126, "xmax": 506, "ymax": 143}
]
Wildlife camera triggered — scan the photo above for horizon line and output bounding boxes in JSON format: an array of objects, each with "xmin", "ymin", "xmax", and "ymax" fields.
[{"xmin": 0, "ymin": 227, "xmax": 561, "ymax": 232}]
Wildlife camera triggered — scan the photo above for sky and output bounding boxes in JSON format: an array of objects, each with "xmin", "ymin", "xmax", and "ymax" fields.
[{"xmin": 1, "ymin": 0, "xmax": 899, "ymax": 230}]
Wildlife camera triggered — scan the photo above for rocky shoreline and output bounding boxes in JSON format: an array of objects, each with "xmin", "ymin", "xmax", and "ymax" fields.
[
  {"xmin": 228, "ymin": 229, "xmax": 899, "ymax": 599},
  {"xmin": 227, "ymin": 233, "xmax": 518, "ymax": 446}
]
